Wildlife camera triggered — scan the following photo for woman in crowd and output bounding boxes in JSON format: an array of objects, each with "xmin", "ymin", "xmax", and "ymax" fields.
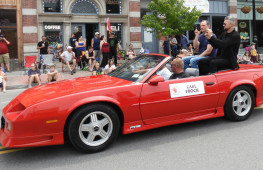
[
  {"xmin": 84, "ymin": 46, "xmax": 96, "ymax": 72},
  {"xmin": 126, "ymin": 44, "xmax": 136, "ymax": 60},
  {"xmin": 104, "ymin": 59, "xmax": 116, "ymax": 74},
  {"xmin": 75, "ymin": 36, "xmax": 86, "ymax": 69},
  {"xmin": 100, "ymin": 35, "xmax": 110, "ymax": 68},
  {"xmin": 28, "ymin": 63, "xmax": 41, "ymax": 88}
]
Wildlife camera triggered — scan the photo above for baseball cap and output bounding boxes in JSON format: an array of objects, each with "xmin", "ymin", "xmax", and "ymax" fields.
[
  {"xmin": 95, "ymin": 32, "xmax": 100, "ymax": 35},
  {"xmin": 0, "ymin": 34, "xmax": 4, "ymax": 37},
  {"xmin": 67, "ymin": 46, "xmax": 73, "ymax": 49}
]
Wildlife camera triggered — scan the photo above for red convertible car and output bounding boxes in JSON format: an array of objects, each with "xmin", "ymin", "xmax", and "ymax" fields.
[{"xmin": 1, "ymin": 54, "xmax": 263, "ymax": 153}]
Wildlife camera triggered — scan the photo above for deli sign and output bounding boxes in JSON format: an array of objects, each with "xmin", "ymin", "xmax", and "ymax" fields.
[{"xmin": 169, "ymin": 81, "xmax": 205, "ymax": 98}]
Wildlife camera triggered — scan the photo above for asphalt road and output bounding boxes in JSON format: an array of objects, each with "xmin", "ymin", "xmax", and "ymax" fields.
[{"xmin": 1, "ymin": 89, "xmax": 263, "ymax": 170}]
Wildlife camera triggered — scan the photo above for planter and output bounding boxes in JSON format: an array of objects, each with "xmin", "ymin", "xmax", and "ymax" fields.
[
  {"xmin": 241, "ymin": 6, "xmax": 251, "ymax": 14},
  {"xmin": 257, "ymin": 6, "xmax": 263, "ymax": 13}
]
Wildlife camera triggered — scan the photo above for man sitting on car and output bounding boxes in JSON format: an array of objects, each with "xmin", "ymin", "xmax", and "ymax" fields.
[{"xmin": 169, "ymin": 58, "xmax": 190, "ymax": 79}]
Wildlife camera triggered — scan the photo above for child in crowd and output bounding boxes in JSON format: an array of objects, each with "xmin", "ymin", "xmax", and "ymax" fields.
[
  {"xmin": 84, "ymin": 46, "xmax": 96, "ymax": 72},
  {"xmin": 0, "ymin": 66, "xmax": 7, "ymax": 93},
  {"xmin": 104, "ymin": 59, "xmax": 116, "ymax": 74},
  {"xmin": 92, "ymin": 62, "xmax": 103, "ymax": 76},
  {"xmin": 47, "ymin": 65, "xmax": 58, "ymax": 83},
  {"xmin": 28, "ymin": 63, "xmax": 41, "ymax": 88},
  {"xmin": 250, "ymin": 44, "xmax": 259, "ymax": 63},
  {"xmin": 242, "ymin": 51, "xmax": 253, "ymax": 64}
]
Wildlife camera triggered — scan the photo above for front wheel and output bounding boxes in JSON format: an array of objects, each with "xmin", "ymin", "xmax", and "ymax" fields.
[
  {"xmin": 68, "ymin": 104, "xmax": 120, "ymax": 153},
  {"xmin": 224, "ymin": 86, "xmax": 255, "ymax": 121}
]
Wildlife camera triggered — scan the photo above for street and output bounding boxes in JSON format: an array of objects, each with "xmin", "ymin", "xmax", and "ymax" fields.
[{"xmin": 1, "ymin": 89, "xmax": 263, "ymax": 170}]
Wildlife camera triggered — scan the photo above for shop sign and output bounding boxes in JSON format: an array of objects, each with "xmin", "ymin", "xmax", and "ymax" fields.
[
  {"xmin": 44, "ymin": 25, "xmax": 61, "ymax": 30},
  {"xmin": 184, "ymin": 0, "xmax": 209, "ymax": 13},
  {"xmin": 239, "ymin": 22, "xmax": 247, "ymax": 29},
  {"xmin": 130, "ymin": 27, "xmax": 141, "ymax": 33},
  {"xmin": 106, "ymin": 0, "xmax": 119, "ymax": 5}
]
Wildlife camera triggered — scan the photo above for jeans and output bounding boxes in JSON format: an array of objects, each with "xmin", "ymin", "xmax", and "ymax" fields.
[
  {"xmin": 171, "ymin": 45, "xmax": 177, "ymax": 58},
  {"xmin": 182, "ymin": 55, "xmax": 209, "ymax": 71}
]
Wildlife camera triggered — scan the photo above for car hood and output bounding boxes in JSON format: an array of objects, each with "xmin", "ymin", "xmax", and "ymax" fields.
[{"xmin": 17, "ymin": 75, "xmax": 133, "ymax": 107}]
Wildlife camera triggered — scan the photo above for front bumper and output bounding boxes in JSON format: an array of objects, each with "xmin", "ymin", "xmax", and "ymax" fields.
[{"xmin": 0, "ymin": 116, "xmax": 64, "ymax": 148}]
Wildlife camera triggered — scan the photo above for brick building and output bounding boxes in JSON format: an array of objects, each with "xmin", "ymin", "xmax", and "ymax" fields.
[{"xmin": 2, "ymin": 0, "xmax": 254, "ymax": 70}]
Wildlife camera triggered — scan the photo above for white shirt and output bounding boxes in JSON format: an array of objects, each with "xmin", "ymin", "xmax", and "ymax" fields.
[
  {"xmin": 104, "ymin": 64, "xmax": 116, "ymax": 71},
  {"xmin": 0, "ymin": 76, "xmax": 2, "ymax": 83},
  {"xmin": 61, "ymin": 51, "xmax": 75, "ymax": 62},
  {"xmin": 157, "ymin": 67, "xmax": 172, "ymax": 80}
]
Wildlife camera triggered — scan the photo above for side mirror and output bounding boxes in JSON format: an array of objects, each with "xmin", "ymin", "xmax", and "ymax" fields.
[{"xmin": 148, "ymin": 75, "xmax": 165, "ymax": 85}]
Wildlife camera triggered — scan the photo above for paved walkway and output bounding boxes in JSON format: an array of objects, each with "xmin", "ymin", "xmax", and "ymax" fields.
[{"xmin": 4, "ymin": 60, "xmax": 92, "ymax": 90}]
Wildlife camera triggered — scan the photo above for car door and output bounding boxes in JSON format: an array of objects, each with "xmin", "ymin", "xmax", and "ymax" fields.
[{"xmin": 140, "ymin": 75, "xmax": 220, "ymax": 125}]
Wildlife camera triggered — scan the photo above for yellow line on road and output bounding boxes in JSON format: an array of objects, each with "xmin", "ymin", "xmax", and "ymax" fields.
[
  {"xmin": 0, "ymin": 146, "xmax": 5, "ymax": 149},
  {"xmin": 254, "ymin": 106, "xmax": 263, "ymax": 110},
  {"xmin": 0, "ymin": 148, "xmax": 26, "ymax": 154}
]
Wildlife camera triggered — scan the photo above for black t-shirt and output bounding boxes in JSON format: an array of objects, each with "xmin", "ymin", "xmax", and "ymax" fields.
[
  {"xmin": 169, "ymin": 72, "xmax": 190, "ymax": 79},
  {"xmin": 93, "ymin": 67, "xmax": 103, "ymax": 75},
  {"xmin": 109, "ymin": 38, "xmax": 118, "ymax": 52},
  {"xmin": 38, "ymin": 41, "xmax": 49, "ymax": 54},
  {"xmin": 69, "ymin": 38, "xmax": 77, "ymax": 48}
]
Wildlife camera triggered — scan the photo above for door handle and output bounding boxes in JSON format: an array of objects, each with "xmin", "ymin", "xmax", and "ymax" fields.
[{"xmin": 206, "ymin": 82, "xmax": 215, "ymax": 86}]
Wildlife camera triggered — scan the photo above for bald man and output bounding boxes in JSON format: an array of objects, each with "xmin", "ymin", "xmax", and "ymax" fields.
[{"xmin": 169, "ymin": 58, "xmax": 190, "ymax": 79}]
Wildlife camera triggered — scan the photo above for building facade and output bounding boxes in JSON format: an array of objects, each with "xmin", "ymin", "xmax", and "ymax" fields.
[{"xmin": 4, "ymin": 0, "xmax": 260, "ymax": 69}]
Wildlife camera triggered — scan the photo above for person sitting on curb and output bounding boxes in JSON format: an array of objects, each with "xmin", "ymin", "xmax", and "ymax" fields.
[
  {"xmin": 47, "ymin": 65, "xmax": 58, "ymax": 83},
  {"xmin": 28, "ymin": 63, "xmax": 41, "ymax": 88},
  {"xmin": 104, "ymin": 59, "xmax": 116, "ymax": 74},
  {"xmin": 84, "ymin": 46, "xmax": 96, "ymax": 72},
  {"xmin": 60, "ymin": 46, "xmax": 76, "ymax": 75},
  {"xmin": 169, "ymin": 58, "xmax": 190, "ymax": 79},
  {"xmin": 0, "ymin": 66, "xmax": 7, "ymax": 93},
  {"xmin": 92, "ymin": 62, "xmax": 103, "ymax": 76}
]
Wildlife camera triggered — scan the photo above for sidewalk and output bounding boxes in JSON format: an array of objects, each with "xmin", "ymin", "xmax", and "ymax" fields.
[{"xmin": 5, "ymin": 60, "xmax": 92, "ymax": 90}]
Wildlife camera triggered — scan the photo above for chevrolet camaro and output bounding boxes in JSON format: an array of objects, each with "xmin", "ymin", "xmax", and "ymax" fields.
[{"xmin": 1, "ymin": 54, "xmax": 263, "ymax": 153}]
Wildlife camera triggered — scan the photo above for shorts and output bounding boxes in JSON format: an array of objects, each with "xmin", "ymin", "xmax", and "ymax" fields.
[
  {"xmin": 94, "ymin": 50, "xmax": 100, "ymax": 58},
  {"xmin": 0, "ymin": 82, "xmax": 2, "ymax": 88},
  {"xmin": 0, "ymin": 53, "xmax": 10, "ymax": 64},
  {"xmin": 63, "ymin": 59, "xmax": 74, "ymax": 64}
]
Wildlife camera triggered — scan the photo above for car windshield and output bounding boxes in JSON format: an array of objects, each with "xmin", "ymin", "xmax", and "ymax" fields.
[{"xmin": 109, "ymin": 55, "xmax": 166, "ymax": 82}]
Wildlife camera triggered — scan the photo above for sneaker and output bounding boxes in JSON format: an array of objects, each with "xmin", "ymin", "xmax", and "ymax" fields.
[
  {"xmin": 3, "ymin": 90, "xmax": 6, "ymax": 93},
  {"xmin": 73, "ymin": 69, "xmax": 76, "ymax": 73},
  {"xmin": 71, "ymin": 70, "xmax": 74, "ymax": 75}
]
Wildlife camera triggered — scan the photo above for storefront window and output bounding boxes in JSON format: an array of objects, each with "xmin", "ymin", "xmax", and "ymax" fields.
[
  {"xmin": 106, "ymin": 0, "xmax": 122, "ymax": 14},
  {"xmin": 0, "ymin": 10, "xmax": 17, "ymax": 60},
  {"xmin": 43, "ymin": 0, "xmax": 62, "ymax": 13},
  {"xmin": 44, "ymin": 24, "xmax": 63, "ymax": 58},
  {"xmin": 0, "ymin": 10, "xmax": 16, "ymax": 26},
  {"xmin": 238, "ymin": 20, "xmax": 250, "ymax": 47}
]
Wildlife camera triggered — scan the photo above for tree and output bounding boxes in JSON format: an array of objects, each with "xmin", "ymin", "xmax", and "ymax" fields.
[{"xmin": 139, "ymin": 0, "xmax": 202, "ymax": 38}]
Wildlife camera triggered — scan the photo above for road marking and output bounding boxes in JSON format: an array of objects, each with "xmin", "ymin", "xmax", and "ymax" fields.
[
  {"xmin": 0, "ymin": 146, "xmax": 5, "ymax": 149},
  {"xmin": 0, "ymin": 148, "xmax": 26, "ymax": 154},
  {"xmin": 254, "ymin": 106, "xmax": 263, "ymax": 110}
]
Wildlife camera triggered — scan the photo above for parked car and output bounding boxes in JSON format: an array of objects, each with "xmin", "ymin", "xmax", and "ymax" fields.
[{"xmin": 1, "ymin": 54, "xmax": 263, "ymax": 153}]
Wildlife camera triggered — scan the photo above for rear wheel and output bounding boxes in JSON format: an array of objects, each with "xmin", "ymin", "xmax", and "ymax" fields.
[
  {"xmin": 224, "ymin": 86, "xmax": 255, "ymax": 121},
  {"xmin": 68, "ymin": 104, "xmax": 120, "ymax": 153}
]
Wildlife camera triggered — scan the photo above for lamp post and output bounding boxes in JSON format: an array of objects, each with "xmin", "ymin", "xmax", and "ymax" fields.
[{"xmin": 252, "ymin": 0, "xmax": 258, "ymax": 46}]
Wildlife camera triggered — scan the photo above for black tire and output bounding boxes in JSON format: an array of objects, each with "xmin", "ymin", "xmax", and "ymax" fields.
[
  {"xmin": 224, "ymin": 86, "xmax": 255, "ymax": 121},
  {"xmin": 68, "ymin": 104, "xmax": 120, "ymax": 153}
]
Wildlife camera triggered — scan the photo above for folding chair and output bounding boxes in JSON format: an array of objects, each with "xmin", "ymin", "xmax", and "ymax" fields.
[
  {"xmin": 42, "ymin": 54, "xmax": 54, "ymax": 73},
  {"xmin": 61, "ymin": 57, "xmax": 76, "ymax": 72},
  {"xmin": 24, "ymin": 56, "xmax": 37, "ymax": 75}
]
